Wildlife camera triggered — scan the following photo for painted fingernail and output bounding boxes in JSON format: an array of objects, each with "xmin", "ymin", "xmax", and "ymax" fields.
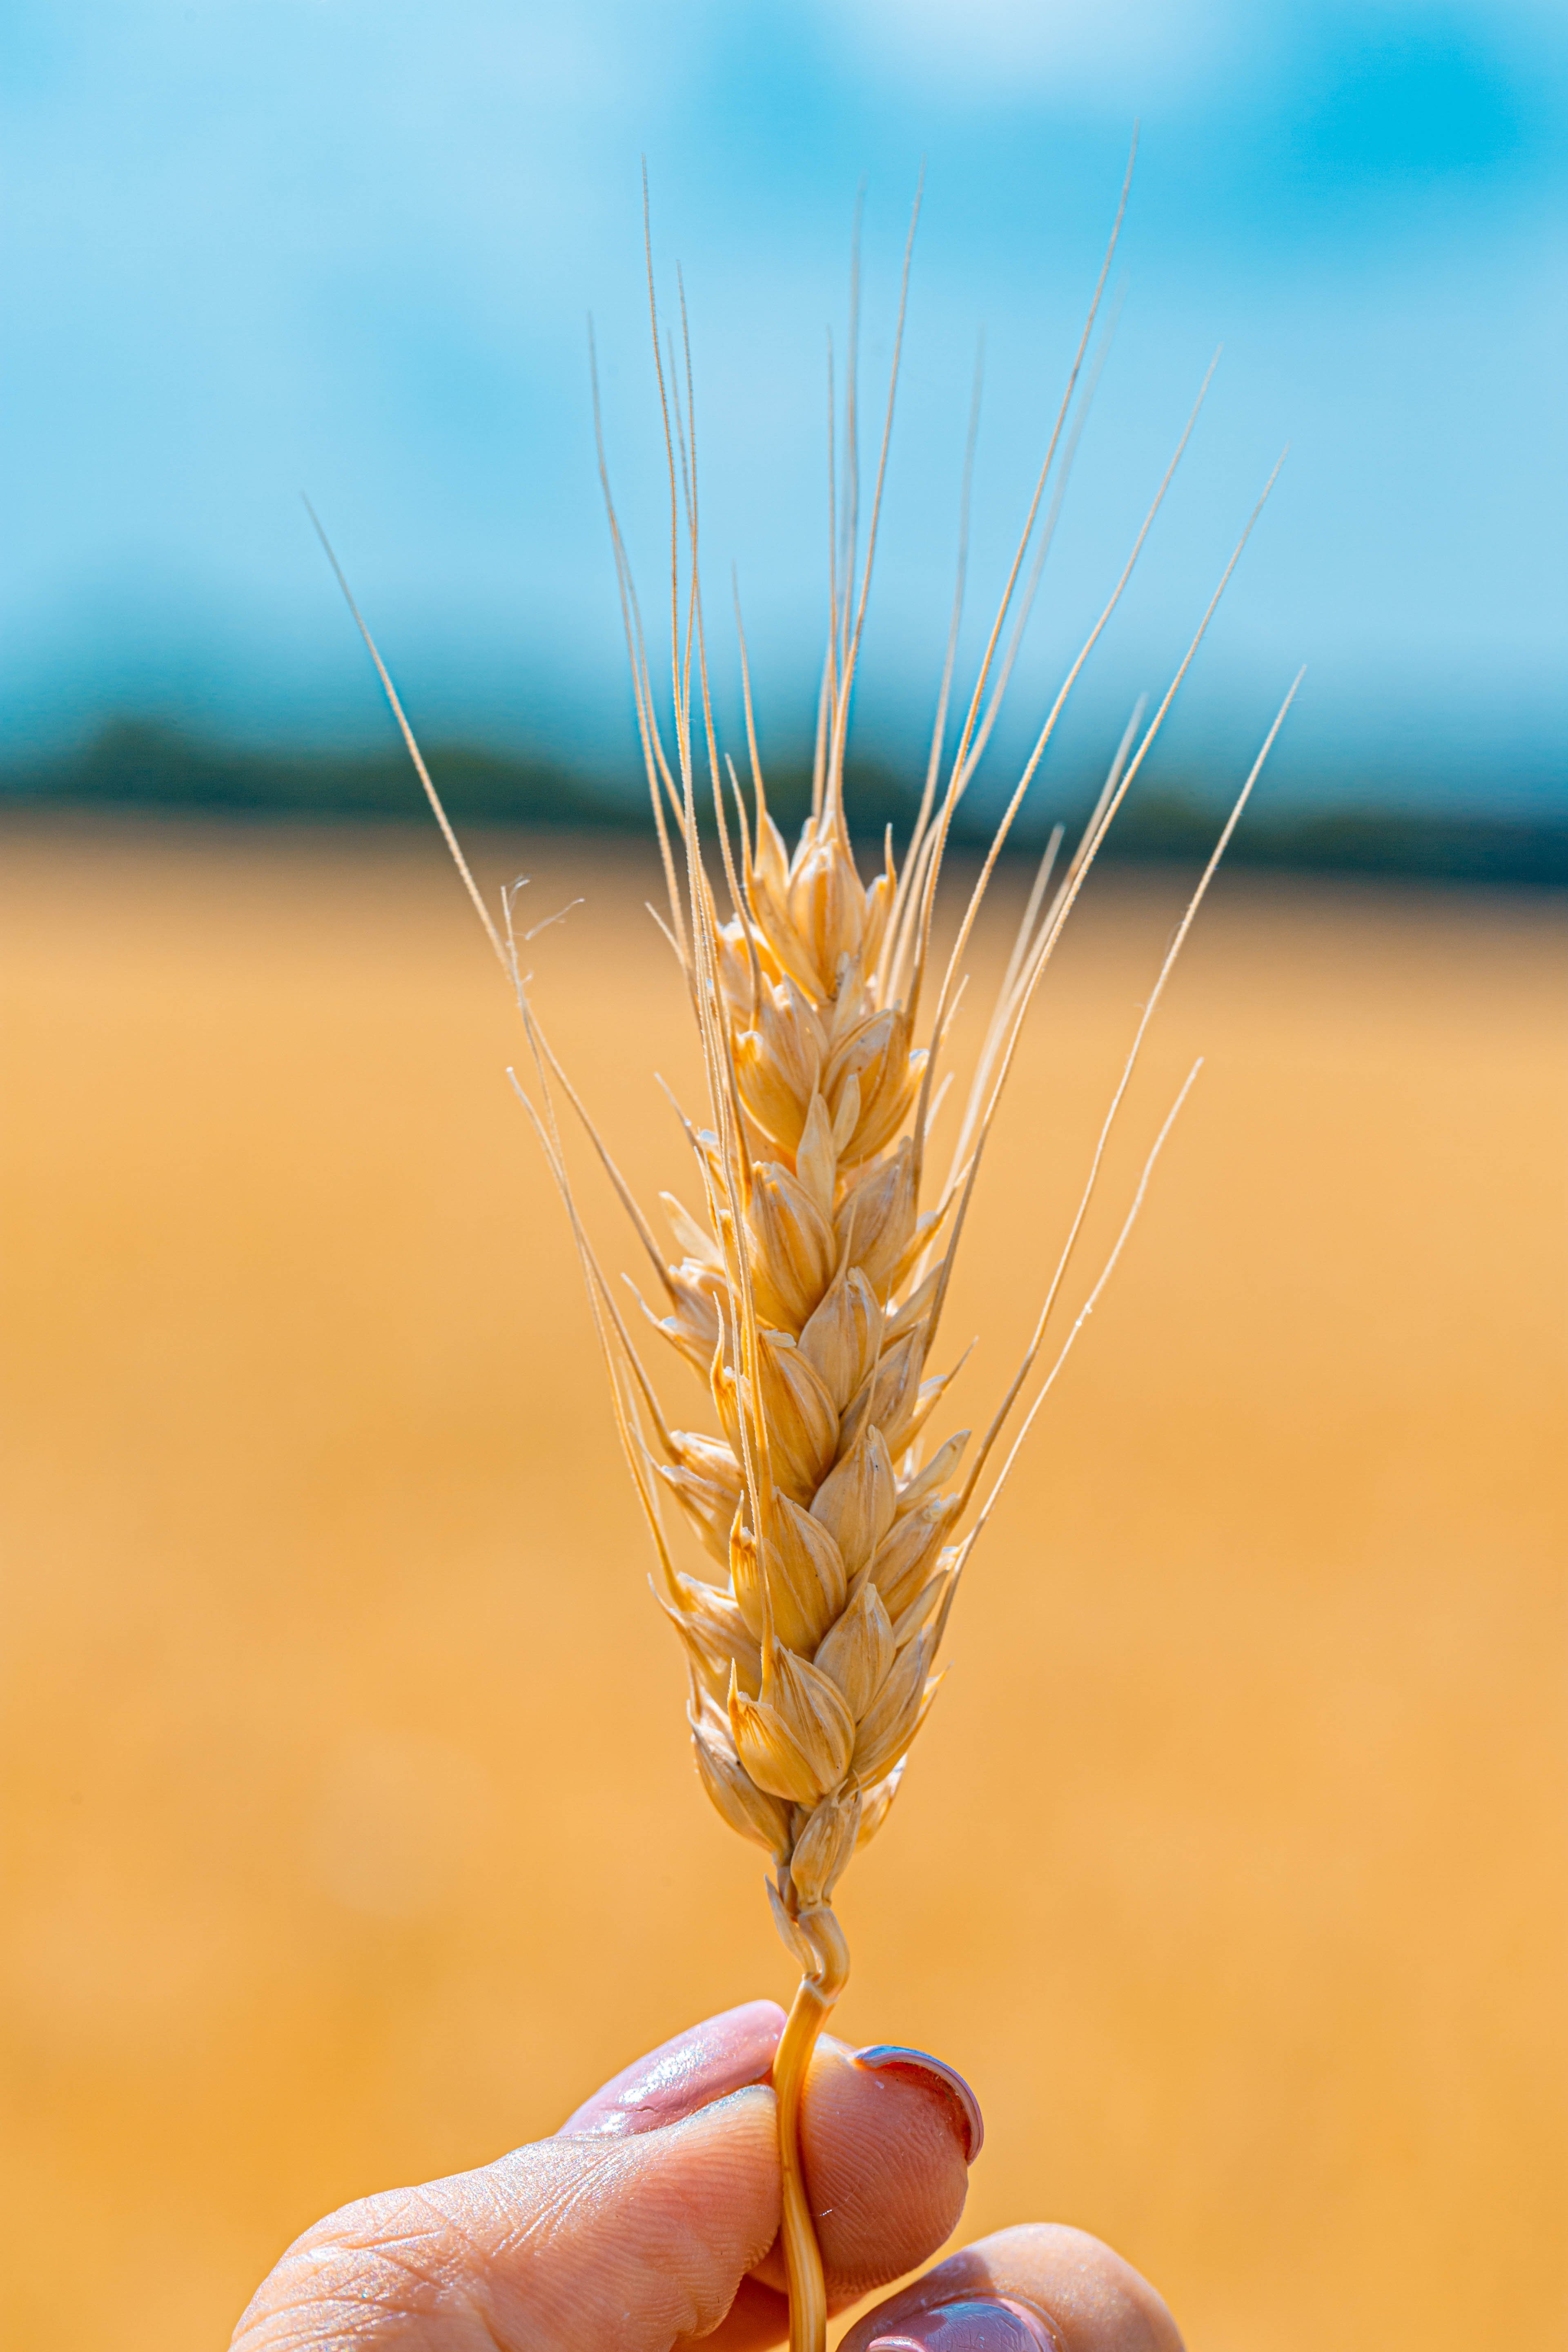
[
  {"xmin": 556, "ymin": 1999, "xmax": 785, "ymax": 2136},
  {"xmin": 870, "ymin": 2297, "xmax": 1060, "ymax": 2350},
  {"xmin": 852, "ymin": 2045, "xmax": 985, "ymax": 2161}
]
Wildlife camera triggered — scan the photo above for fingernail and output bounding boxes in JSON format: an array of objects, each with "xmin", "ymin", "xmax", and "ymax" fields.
[
  {"xmin": 870, "ymin": 2298, "xmax": 1060, "ymax": 2350},
  {"xmin": 556, "ymin": 1999, "xmax": 785, "ymax": 2137},
  {"xmin": 852, "ymin": 2045, "xmax": 985, "ymax": 2161}
]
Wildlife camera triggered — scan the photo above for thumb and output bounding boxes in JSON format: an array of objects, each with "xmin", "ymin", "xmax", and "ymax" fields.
[{"xmin": 231, "ymin": 2085, "xmax": 781, "ymax": 2352}]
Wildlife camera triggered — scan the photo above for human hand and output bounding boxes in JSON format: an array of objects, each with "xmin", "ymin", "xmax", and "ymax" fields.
[{"xmin": 231, "ymin": 1999, "xmax": 1182, "ymax": 2351}]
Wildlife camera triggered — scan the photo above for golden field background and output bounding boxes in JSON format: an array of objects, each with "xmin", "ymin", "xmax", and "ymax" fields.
[{"xmin": 2, "ymin": 815, "xmax": 1564, "ymax": 2351}]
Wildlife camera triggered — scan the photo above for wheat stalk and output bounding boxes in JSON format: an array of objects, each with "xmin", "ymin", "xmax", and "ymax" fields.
[{"xmin": 314, "ymin": 156, "xmax": 1299, "ymax": 2352}]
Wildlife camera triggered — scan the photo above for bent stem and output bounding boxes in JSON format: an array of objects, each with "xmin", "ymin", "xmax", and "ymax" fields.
[
  {"xmin": 774, "ymin": 1920, "xmax": 850, "ymax": 2352},
  {"xmin": 775, "ymin": 1977, "xmax": 836, "ymax": 2352}
]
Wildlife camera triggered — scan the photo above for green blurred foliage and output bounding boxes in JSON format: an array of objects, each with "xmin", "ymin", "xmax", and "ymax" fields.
[{"xmin": 5, "ymin": 720, "xmax": 1565, "ymax": 887}]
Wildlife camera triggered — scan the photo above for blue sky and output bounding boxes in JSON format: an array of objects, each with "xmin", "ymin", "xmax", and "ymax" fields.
[{"xmin": 2, "ymin": 0, "xmax": 1565, "ymax": 809}]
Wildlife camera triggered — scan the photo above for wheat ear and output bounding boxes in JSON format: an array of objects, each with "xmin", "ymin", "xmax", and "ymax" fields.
[{"xmin": 316, "ymin": 159, "xmax": 1300, "ymax": 2352}]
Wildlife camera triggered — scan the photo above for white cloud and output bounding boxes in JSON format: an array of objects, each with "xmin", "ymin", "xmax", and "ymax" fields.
[
  {"xmin": 837, "ymin": 0, "xmax": 1241, "ymax": 107},
  {"xmin": 833, "ymin": 0, "xmax": 1567, "ymax": 108}
]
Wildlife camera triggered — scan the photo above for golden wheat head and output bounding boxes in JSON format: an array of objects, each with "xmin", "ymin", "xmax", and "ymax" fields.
[{"xmin": 316, "ymin": 153, "xmax": 1298, "ymax": 2352}]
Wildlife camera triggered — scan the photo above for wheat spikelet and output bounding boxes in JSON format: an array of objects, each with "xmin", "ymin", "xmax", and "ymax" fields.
[{"xmin": 314, "ymin": 152, "xmax": 1301, "ymax": 2352}]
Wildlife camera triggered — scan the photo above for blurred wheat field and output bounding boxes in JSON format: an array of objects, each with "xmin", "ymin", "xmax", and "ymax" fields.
[{"xmin": 1, "ymin": 815, "xmax": 1564, "ymax": 2352}]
